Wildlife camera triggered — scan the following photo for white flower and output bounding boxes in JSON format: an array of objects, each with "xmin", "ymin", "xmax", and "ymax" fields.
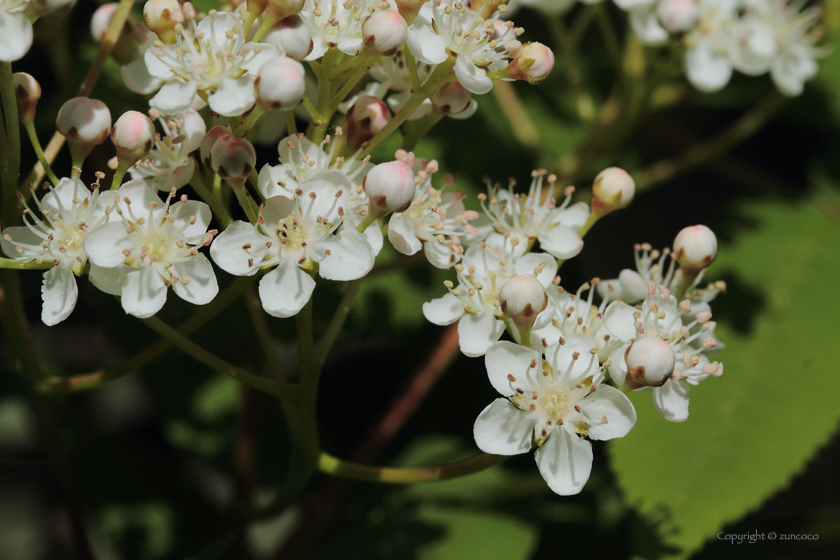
[
  {"xmin": 406, "ymin": 1, "xmax": 516, "ymax": 95},
  {"xmin": 0, "ymin": 0, "xmax": 34, "ymax": 62},
  {"xmin": 1, "ymin": 178, "xmax": 115, "ymax": 325},
  {"xmin": 478, "ymin": 171, "xmax": 590, "ymax": 260},
  {"xmin": 387, "ymin": 158, "xmax": 479, "ymax": 269},
  {"xmin": 299, "ymin": 0, "xmax": 396, "ymax": 61},
  {"xmin": 84, "ymin": 181, "xmax": 218, "ymax": 318},
  {"xmin": 140, "ymin": 10, "xmax": 285, "ymax": 116},
  {"xmin": 474, "ymin": 336, "xmax": 636, "ymax": 495},
  {"xmin": 211, "ymin": 171, "xmax": 375, "ymax": 318},
  {"xmin": 130, "ymin": 111, "xmax": 207, "ymax": 191},
  {"xmin": 422, "ymin": 235, "xmax": 557, "ymax": 356}
]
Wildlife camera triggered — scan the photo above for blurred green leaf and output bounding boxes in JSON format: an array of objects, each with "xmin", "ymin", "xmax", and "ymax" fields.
[{"xmin": 610, "ymin": 197, "xmax": 840, "ymax": 558}]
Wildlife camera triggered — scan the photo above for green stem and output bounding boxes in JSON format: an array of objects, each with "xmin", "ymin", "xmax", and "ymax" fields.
[
  {"xmin": 317, "ymin": 451, "xmax": 506, "ymax": 483},
  {"xmin": 315, "ymin": 278, "xmax": 362, "ymax": 369},
  {"xmin": 1, "ymin": 61, "xmax": 22, "ymax": 229},
  {"xmin": 140, "ymin": 315, "xmax": 286, "ymax": 397},
  {"xmin": 22, "ymin": 120, "xmax": 59, "ymax": 186},
  {"xmin": 37, "ymin": 277, "xmax": 253, "ymax": 395}
]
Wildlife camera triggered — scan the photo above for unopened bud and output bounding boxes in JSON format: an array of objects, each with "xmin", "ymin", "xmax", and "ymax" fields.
[
  {"xmin": 657, "ymin": 0, "xmax": 700, "ymax": 34},
  {"xmin": 394, "ymin": 0, "xmax": 427, "ymax": 25},
  {"xmin": 143, "ymin": 0, "xmax": 184, "ymax": 44},
  {"xmin": 56, "ymin": 97, "xmax": 112, "ymax": 162},
  {"xmin": 363, "ymin": 160, "xmax": 416, "ymax": 214},
  {"xmin": 506, "ymin": 42, "xmax": 555, "ymax": 85},
  {"xmin": 363, "ymin": 11, "xmax": 408, "ymax": 55},
  {"xmin": 592, "ymin": 167, "xmax": 635, "ymax": 216},
  {"xmin": 625, "ymin": 337, "xmax": 676, "ymax": 389},
  {"xmin": 112, "ymin": 111, "xmax": 156, "ymax": 168},
  {"xmin": 13, "ymin": 73, "xmax": 40, "ymax": 122},
  {"xmin": 500, "ymin": 275, "xmax": 548, "ymax": 328},
  {"xmin": 263, "ymin": 16, "xmax": 313, "ymax": 61},
  {"xmin": 430, "ymin": 82, "xmax": 472, "ymax": 115},
  {"xmin": 346, "ymin": 95, "xmax": 392, "ymax": 150},
  {"xmin": 211, "ymin": 135, "xmax": 256, "ymax": 188},
  {"xmin": 256, "ymin": 57, "xmax": 306, "ymax": 110},
  {"xmin": 673, "ymin": 225, "xmax": 718, "ymax": 275},
  {"xmin": 201, "ymin": 125, "xmax": 233, "ymax": 169}
]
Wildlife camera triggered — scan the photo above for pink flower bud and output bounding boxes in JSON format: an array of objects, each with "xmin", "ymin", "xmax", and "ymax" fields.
[
  {"xmin": 263, "ymin": 15, "xmax": 313, "ymax": 61},
  {"xmin": 430, "ymin": 82, "xmax": 472, "ymax": 115},
  {"xmin": 112, "ymin": 111, "xmax": 157, "ymax": 167},
  {"xmin": 363, "ymin": 160, "xmax": 416, "ymax": 214},
  {"xmin": 363, "ymin": 11, "xmax": 408, "ymax": 55},
  {"xmin": 211, "ymin": 135, "xmax": 256, "ymax": 188},
  {"xmin": 592, "ymin": 167, "xmax": 635, "ymax": 216},
  {"xmin": 201, "ymin": 125, "xmax": 233, "ymax": 169},
  {"xmin": 13, "ymin": 73, "xmax": 40, "ymax": 122},
  {"xmin": 507, "ymin": 42, "xmax": 555, "ymax": 85},
  {"xmin": 500, "ymin": 275, "xmax": 548, "ymax": 328},
  {"xmin": 673, "ymin": 225, "xmax": 718, "ymax": 275},
  {"xmin": 657, "ymin": 0, "xmax": 700, "ymax": 34},
  {"xmin": 143, "ymin": 0, "xmax": 184, "ymax": 43},
  {"xmin": 256, "ymin": 57, "xmax": 306, "ymax": 110},
  {"xmin": 625, "ymin": 337, "xmax": 675, "ymax": 389},
  {"xmin": 56, "ymin": 97, "xmax": 112, "ymax": 161},
  {"xmin": 346, "ymin": 95, "xmax": 392, "ymax": 150},
  {"xmin": 394, "ymin": 0, "xmax": 427, "ymax": 25}
]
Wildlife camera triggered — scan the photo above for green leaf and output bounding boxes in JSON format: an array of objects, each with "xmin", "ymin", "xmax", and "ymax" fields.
[{"xmin": 609, "ymin": 198, "xmax": 840, "ymax": 558}]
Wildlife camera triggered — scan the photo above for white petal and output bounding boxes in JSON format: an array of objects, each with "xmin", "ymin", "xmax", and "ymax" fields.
[
  {"xmin": 474, "ymin": 399, "xmax": 534, "ymax": 456},
  {"xmin": 585, "ymin": 385, "xmax": 637, "ymax": 440},
  {"xmin": 454, "ymin": 55, "xmax": 493, "ymax": 95},
  {"xmin": 171, "ymin": 254, "xmax": 219, "ymax": 305},
  {"xmin": 84, "ymin": 223, "xmax": 132, "ymax": 268},
  {"xmin": 538, "ymin": 225, "xmax": 583, "ymax": 260},
  {"xmin": 317, "ymin": 229, "xmax": 374, "ymax": 281},
  {"xmin": 534, "ymin": 429, "xmax": 593, "ymax": 496},
  {"xmin": 388, "ymin": 213, "xmax": 422, "ymax": 255},
  {"xmin": 209, "ymin": 221, "xmax": 266, "ymax": 276},
  {"xmin": 121, "ymin": 59, "xmax": 163, "ymax": 95},
  {"xmin": 169, "ymin": 200, "xmax": 211, "ymax": 241},
  {"xmin": 485, "ymin": 341, "xmax": 541, "ymax": 396},
  {"xmin": 88, "ymin": 263, "xmax": 128, "ymax": 296},
  {"xmin": 258, "ymin": 260, "xmax": 315, "ymax": 318},
  {"xmin": 422, "ymin": 293, "xmax": 464, "ymax": 326},
  {"xmin": 41, "ymin": 266, "xmax": 78, "ymax": 326},
  {"xmin": 150, "ymin": 81, "xmax": 198, "ymax": 115},
  {"xmin": 458, "ymin": 310, "xmax": 505, "ymax": 357},
  {"xmin": 208, "ymin": 75, "xmax": 257, "ymax": 117},
  {"xmin": 406, "ymin": 24, "xmax": 449, "ymax": 65},
  {"xmin": 0, "ymin": 12, "xmax": 33, "ymax": 62},
  {"xmin": 652, "ymin": 379, "xmax": 690, "ymax": 422},
  {"xmin": 603, "ymin": 301, "xmax": 639, "ymax": 342},
  {"xmin": 121, "ymin": 268, "xmax": 168, "ymax": 318}
]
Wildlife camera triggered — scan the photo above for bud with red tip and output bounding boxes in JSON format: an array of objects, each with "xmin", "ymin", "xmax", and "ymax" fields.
[
  {"xmin": 657, "ymin": 0, "xmax": 700, "ymax": 34},
  {"xmin": 263, "ymin": 16, "xmax": 313, "ymax": 61},
  {"xmin": 673, "ymin": 225, "xmax": 718, "ymax": 275},
  {"xmin": 363, "ymin": 160, "xmax": 416, "ymax": 214},
  {"xmin": 500, "ymin": 275, "xmax": 548, "ymax": 328},
  {"xmin": 201, "ymin": 125, "xmax": 233, "ymax": 169},
  {"xmin": 143, "ymin": 0, "xmax": 184, "ymax": 44},
  {"xmin": 112, "ymin": 111, "xmax": 157, "ymax": 168},
  {"xmin": 430, "ymin": 82, "xmax": 472, "ymax": 116},
  {"xmin": 56, "ymin": 97, "xmax": 112, "ymax": 163},
  {"xmin": 363, "ymin": 10, "xmax": 408, "ymax": 55},
  {"xmin": 346, "ymin": 96, "xmax": 392, "ymax": 150},
  {"xmin": 13, "ymin": 73, "xmax": 40, "ymax": 123},
  {"xmin": 507, "ymin": 42, "xmax": 555, "ymax": 85},
  {"xmin": 256, "ymin": 57, "xmax": 306, "ymax": 110},
  {"xmin": 592, "ymin": 167, "xmax": 635, "ymax": 216},
  {"xmin": 624, "ymin": 337, "xmax": 676, "ymax": 389},
  {"xmin": 211, "ymin": 135, "xmax": 257, "ymax": 188}
]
